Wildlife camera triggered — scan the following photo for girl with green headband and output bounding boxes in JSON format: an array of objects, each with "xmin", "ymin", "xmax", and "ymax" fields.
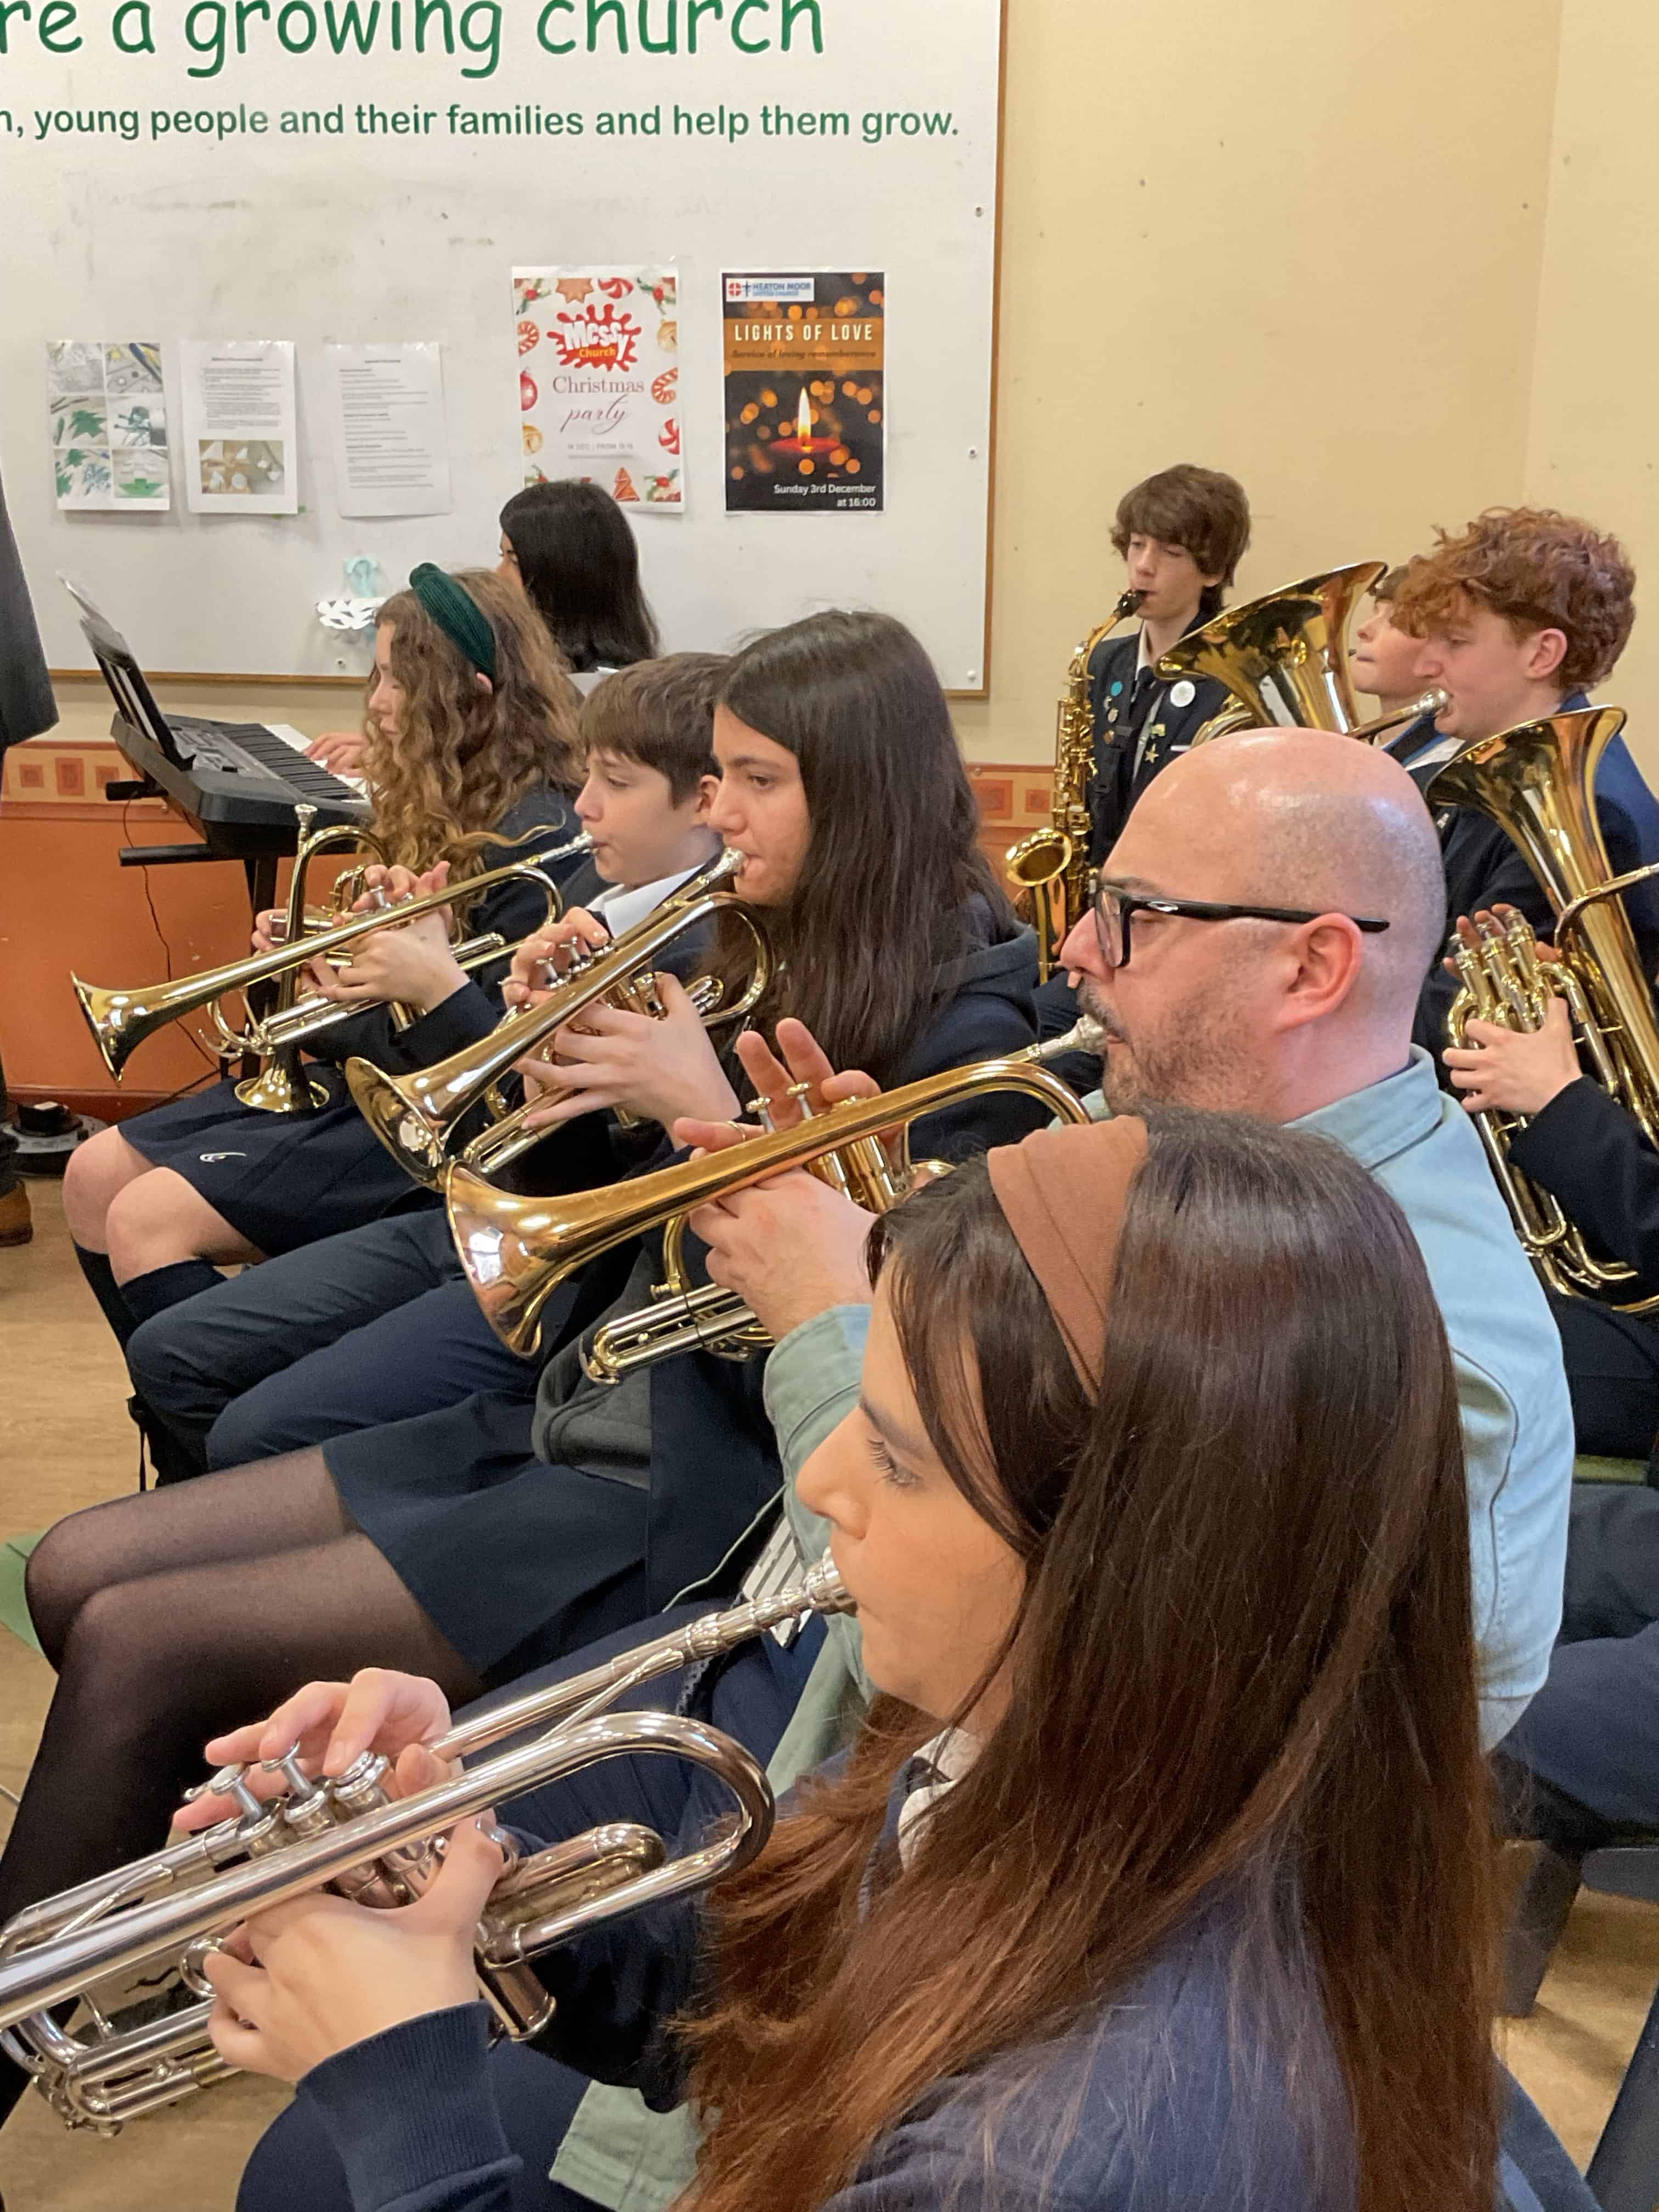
[{"xmin": 62, "ymin": 565, "xmax": 591, "ymax": 1419}]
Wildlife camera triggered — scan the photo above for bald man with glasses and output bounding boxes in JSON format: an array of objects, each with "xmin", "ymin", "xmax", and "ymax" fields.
[{"xmin": 697, "ymin": 727, "xmax": 1572, "ymax": 1754}]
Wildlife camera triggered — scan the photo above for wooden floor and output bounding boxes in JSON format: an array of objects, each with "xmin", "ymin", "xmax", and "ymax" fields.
[
  {"xmin": 1, "ymin": 1180, "xmax": 1658, "ymax": 2205},
  {"xmin": 0, "ymin": 1181, "xmax": 285, "ymax": 2208}
]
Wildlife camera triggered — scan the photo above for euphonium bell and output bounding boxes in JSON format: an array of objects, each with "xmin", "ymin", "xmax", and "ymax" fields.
[
  {"xmin": 1155, "ymin": 560, "xmax": 1448, "ymax": 748},
  {"xmin": 445, "ymin": 1047, "xmax": 1095, "ymax": 1359}
]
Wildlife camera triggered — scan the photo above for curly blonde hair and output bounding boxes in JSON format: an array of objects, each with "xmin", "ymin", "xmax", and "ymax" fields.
[
  {"xmin": 359, "ymin": 568, "xmax": 581, "ymax": 889},
  {"xmin": 1390, "ymin": 508, "xmax": 1635, "ymax": 691}
]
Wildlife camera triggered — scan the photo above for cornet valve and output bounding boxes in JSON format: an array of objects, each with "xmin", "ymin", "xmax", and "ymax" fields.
[
  {"xmin": 261, "ymin": 1747, "xmax": 325, "ymax": 1804},
  {"xmin": 184, "ymin": 1764, "xmax": 264, "ymax": 1822}
]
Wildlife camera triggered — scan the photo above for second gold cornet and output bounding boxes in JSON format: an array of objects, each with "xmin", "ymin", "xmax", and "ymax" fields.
[
  {"xmin": 71, "ymin": 814, "xmax": 591, "ymax": 1108},
  {"xmin": 445, "ymin": 1041, "xmax": 1096, "ymax": 1359}
]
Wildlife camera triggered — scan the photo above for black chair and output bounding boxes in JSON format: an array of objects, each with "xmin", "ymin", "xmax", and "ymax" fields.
[{"xmin": 1503, "ymin": 1841, "xmax": 1659, "ymax": 2212}]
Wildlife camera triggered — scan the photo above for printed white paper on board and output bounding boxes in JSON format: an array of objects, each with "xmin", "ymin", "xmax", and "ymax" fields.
[
  {"xmin": 324, "ymin": 342, "xmax": 452, "ymax": 518},
  {"xmin": 47, "ymin": 340, "xmax": 170, "ymax": 510},
  {"xmin": 180, "ymin": 338, "xmax": 299, "ymax": 516},
  {"xmin": 512, "ymin": 268, "xmax": 681, "ymax": 511}
]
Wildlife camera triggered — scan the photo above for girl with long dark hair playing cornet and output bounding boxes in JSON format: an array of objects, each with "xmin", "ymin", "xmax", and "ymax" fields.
[{"xmin": 207, "ymin": 1110, "xmax": 1510, "ymax": 2212}]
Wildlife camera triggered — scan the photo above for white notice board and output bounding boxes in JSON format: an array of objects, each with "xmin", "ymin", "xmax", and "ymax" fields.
[{"xmin": 0, "ymin": 1, "xmax": 1003, "ymax": 689}]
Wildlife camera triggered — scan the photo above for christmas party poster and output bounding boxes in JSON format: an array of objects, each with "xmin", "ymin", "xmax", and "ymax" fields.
[
  {"xmin": 512, "ymin": 267, "xmax": 681, "ymax": 510},
  {"xmin": 722, "ymin": 274, "xmax": 884, "ymax": 514}
]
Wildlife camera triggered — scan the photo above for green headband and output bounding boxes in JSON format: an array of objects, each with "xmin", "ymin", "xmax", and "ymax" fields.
[{"xmin": 408, "ymin": 563, "xmax": 498, "ymax": 684}]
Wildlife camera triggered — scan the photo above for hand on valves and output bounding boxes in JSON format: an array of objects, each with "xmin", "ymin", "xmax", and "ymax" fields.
[
  {"xmin": 174, "ymin": 1669, "xmax": 492, "ymax": 2081},
  {"xmin": 675, "ymin": 1019, "xmax": 886, "ymax": 1344},
  {"xmin": 1441, "ymin": 909, "xmax": 1583, "ymax": 1119},
  {"xmin": 509, "ymin": 940, "xmax": 742, "ymax": 1130},
  {"xmin": 294, "ymin": 861, "xmax": 471, "ymax": 1017},
  {"xmin": 200, "ymin": 1813, "xmax": 501, "ymax": 2084}
]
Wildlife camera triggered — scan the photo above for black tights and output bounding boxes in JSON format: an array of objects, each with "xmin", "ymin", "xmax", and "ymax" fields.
[{"xmin": 3, "ymin": 1451, "xmax": 485, "ymax": 1957}]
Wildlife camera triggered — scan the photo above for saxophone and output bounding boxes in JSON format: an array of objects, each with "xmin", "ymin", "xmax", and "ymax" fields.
[{"xmin": 1005, "ymin": 590, "xmax": 1143, "ymax": 980}]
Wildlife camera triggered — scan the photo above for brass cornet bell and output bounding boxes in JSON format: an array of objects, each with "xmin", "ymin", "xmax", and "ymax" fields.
[
  {"xmin": 1427, "ymin": 705, "xmax": 1659, "ymax": 1310},
  {"xmin": 446, "ymin": 1047, "xmax": 1095, "ymax": 1359}
]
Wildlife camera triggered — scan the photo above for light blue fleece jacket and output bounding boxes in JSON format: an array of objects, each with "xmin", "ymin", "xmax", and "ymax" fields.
[{"xmin": 552, "ymin": 1048, "xmax": 1573, "ymax": 2207}]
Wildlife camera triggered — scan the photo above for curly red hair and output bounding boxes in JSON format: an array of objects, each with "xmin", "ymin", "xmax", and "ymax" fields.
[{"xmin": 1390, "ymin": 507, "xmax": 1634, "ymax": 691}]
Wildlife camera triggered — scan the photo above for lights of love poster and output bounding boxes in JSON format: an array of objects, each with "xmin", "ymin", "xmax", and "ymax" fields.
[
  {"xmin": 723, "ymin": 273, "xmax": 884, "ymax": 515},
  {"xmin": 512, "ymin": 267, "xmax": 681, "ymax": 511}
]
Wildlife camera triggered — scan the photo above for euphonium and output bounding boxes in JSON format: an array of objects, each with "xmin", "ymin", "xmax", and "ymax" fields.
[
  {"xmin": 1005, "ymin": 590, "xmax": 1143, "ymax": 981},
  {"xmin": 1426, "ymin": 705, "xmax": 1659, "ymax": 1311},
  {"xmin": 346, "ymin": 847, "xmax": 769, "ymax": 1188},
  {"xmin": 71, "ymin": 811, "xmax": 590, "ymax": 1109},
  {"xmin": 445, "ymin": 1038, "xmax": 1097, "ymax": 1359},
  {"xmin": 0, "ymin": 1560, "xmax": 851, "ymax": 2134},
  {"xmin": 1155, "ymin": 561, "xmax": 1448, "ymax": 748}
]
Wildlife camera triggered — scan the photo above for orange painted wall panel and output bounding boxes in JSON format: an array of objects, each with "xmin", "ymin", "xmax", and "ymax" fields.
[
  {"xmin": 0, "ymin": 789, "xmax": 266, "ymax": 1103},
  {"xmin": 1, "ymin": 742, "xmax": 1053, "ymax": 1108}
]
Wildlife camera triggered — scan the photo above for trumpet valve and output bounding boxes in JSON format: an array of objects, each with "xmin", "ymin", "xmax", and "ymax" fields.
[
  {"xmin": 183, "ymin": 1763, "xmax": 264, "ymax": 1824},
  {"xmin": 261, "ymin": 1746, "xmax": 328, "ymax": 1808}
]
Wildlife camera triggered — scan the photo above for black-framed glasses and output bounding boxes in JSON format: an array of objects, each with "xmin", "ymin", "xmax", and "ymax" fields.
[{"xmin": 1090, "ymin": 874, "xmax": 1391, "ymax": 970}]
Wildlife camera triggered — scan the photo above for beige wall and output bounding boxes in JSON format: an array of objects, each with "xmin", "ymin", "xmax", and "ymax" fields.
[
  {"xmin": 955, "ymin": 0, "xmax": 1565, "ymax": 761},
  {"xmin": 46, "ymin": 0, "xmax": 1575, "ymax": 770},
  {"xmin": 1526, "ymin": 0, "xmax": 1659, "ymax": 780}
]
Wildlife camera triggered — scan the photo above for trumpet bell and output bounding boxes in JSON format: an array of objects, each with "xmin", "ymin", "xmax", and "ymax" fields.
[{"xmin": 72, "ymin": 974, "xmax": 197, "ymax": 1083}]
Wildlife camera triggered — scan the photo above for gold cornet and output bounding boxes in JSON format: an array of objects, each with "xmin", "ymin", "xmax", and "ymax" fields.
[
  {"xmin": 71, "ymin": 811, "xmax": 591, "ymax": 1110},
  {"xmin": 0, "ymin": 1560, "xmax": 851, "ymax": 2133},
  {"xmin": 346, "ymin": 847, "xmax": 769, "ymax": 1188},
  {"xmin": 446, "ymin": 1037, "xmax": 1097, "ymax": 1360}
]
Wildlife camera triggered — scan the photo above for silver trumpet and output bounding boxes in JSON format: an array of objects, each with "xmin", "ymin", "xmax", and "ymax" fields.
[{"xmin": 0, "ymin": 1560, "xmax": 851, "ymax": 2133}]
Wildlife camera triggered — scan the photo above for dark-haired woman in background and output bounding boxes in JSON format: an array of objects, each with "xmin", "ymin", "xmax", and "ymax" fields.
[
  {"xmin": 307, "ymin": 479, "xmax": 657, "ymax": 774},
  {"xmin": 2, "ymin": 611, "xmax": 1045, "ymax": 2007},
  {"xmin": 499, "ymin": 479, "xmax": 661, "ymax": 680},
  {"xmin": 214, "ymin": 1109, "xmax": 1531, "ymax": 2212}
]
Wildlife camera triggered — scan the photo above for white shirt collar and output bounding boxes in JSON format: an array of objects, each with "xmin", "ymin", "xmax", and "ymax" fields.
[
  {"xmin": 588, "ymin": 862, "xmax": 704, "ymax": 939},
  {"xmin": 1400, "ymin": 730, "xmax": 1463, "ymax": 774},
  {"xmin": 895, "ymin": 1728, "xmax": 979, "ymax": 1870}
]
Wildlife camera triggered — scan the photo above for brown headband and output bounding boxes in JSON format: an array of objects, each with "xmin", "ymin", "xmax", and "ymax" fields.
[{"xmin": 986, "ymin": 1118, "xmax": 1149, "ymax": 1397}]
